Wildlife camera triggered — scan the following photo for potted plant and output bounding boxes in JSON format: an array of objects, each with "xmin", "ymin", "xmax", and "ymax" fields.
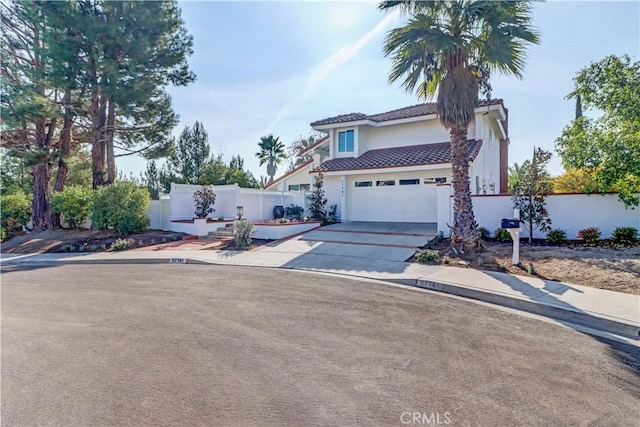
[{"xmin": 193, "ymin": 186, "xmax": 216, "ymax": 218}]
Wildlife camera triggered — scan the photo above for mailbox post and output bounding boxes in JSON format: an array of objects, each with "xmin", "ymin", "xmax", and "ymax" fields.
[{"xmin": 501, "ymin": 209, "xmax": 521, "ymax": 265}]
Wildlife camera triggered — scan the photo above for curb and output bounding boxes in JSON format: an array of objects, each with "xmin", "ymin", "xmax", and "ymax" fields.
[{"xmin": 387, "ymin": 277, "xmax": 640, "ymax": 342}]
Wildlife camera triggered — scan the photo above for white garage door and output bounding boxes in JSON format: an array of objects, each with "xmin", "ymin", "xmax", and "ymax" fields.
[{"xmin": 350, "ymin": 177, "xmax": 437, "ymax": 222}]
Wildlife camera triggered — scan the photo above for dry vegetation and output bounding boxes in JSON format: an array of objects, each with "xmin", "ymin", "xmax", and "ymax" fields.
[
  {"xmin": 1, "ymin": 229, "xmax": 186, "ymax": 254},
  {"xmin": 421, "ymin": 240, "xmax": 640, "ymax": 295}
]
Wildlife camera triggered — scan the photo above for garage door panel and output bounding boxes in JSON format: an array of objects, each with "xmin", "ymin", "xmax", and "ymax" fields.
[{"xmin": 350, "ymin": 181, "xmax": 437, "ymax": 222}]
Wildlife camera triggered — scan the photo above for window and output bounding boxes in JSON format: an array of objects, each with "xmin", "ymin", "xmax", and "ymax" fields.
[
  {"xmin": 424, "ymin": 177, "xmax": 447, "ymax": 184},
  {"xmin": 354, "ymin": 181, "xmax": 372, "ymax": 187},
  {"xmin": 288, "ymin": 184, "xmax": 311, "ymax": 191},
  {"xmin": 399, "ymin": 179, "xmax": 419, "ymax": 186},
  {"xmin": 338, "ymin": 130, "xmax": 354, "ymax": 153},
  {"xmin": 376, "ymin": 180, "xmax": 395, "ymax": 186}
]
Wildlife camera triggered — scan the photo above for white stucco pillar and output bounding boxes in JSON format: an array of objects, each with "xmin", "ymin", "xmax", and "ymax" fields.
[{"xmin": 340, "ymin": 176, "xmax": 347, "ymax": 222}]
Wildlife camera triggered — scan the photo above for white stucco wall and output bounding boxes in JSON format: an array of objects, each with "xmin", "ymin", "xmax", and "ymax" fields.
[
  {"xmin": 470, "ymin": 193, "xmax": 639, "ymax": 239},
  {"xmin": 269, "ymin": 163, "xmax": 312, "ymax": 191},
  {"xmin": 361, "ymin": 120, "xmax": 455, "ymax": 153},
  {"xmin": 469, "ymin": 115, "xmax": 501, "ymax": 195}
]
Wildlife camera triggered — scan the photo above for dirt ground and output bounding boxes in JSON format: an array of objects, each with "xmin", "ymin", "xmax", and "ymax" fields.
[
  {"xmin": 423, "ymin": 240, "xmax": 640, "ymax": 295},
  {"xmin": 0, "ymin": 229, "xmax": 187, "ymax": 254}
]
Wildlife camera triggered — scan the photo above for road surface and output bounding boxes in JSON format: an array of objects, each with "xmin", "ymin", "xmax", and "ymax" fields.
[{"xmin": 2, "ymin": 264, "xmax": 638, "ymax": 426}]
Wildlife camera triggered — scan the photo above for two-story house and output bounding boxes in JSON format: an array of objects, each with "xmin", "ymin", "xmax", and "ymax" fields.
[{"xmin": 267, "ymin": 99, "xmax": 509, "ymax": 223}]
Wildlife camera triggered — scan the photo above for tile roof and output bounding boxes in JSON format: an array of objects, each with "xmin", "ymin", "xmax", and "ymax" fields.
[
  {"xmin": 312, "ymin": 140, "xmax": 482, "ymax": 173},
  {"xmin": 311, "ymin": 99, "xmax": 503, "ymax": 127},
  {"xmin": 299, "ymin": 135, "xmax": 329, "ymax": 155}
]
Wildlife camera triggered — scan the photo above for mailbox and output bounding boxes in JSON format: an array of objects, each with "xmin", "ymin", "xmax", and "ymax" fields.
[{"xmin": 501, "ymin": 218, "xmax": 520, "ymax": 229}]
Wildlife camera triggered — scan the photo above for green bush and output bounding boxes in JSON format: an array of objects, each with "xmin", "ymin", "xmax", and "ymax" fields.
[
  {"xmin": 110, "ymin": 238, "xmax": 131, "ymax": 251},
  {"xmin": 414, "ymin": 249, "xmax": 440, "ymax": 263},
  {"xmin": 477, "ymin": 227, "xmax": 490, "ymax": 240},
  {"xmin": 233, "ymin": 220, "xmax": 257, "ymax": 248},
  {"xmin": 285, "ymin": 204, "xmax": 304, "ymax": 220},
  {"xmin": 611, "ymin": 227, "xmax": 638, "ymax": 245},
  {"xmin": 51, "ymin": 185, "xmax": 94, "ymax": 229},
  {"xmin": 494, "ymin": 228, "xmax": 512, "ymax": 243},
  {"xmin": 546, "ymin": 229, "xmax": 567, "ymax": 244},
  {"xmin": 577, "ymin": 227, "xmax": 601, "ymax": 244},
  {"xmin": 0, "ymin": 226, "xmax": 6, "ymax": 242},
  {"xmin": 0, "ymin": 190, "xmax": 31, "ymax": 233},
  {"xmin": 91, "ymin": 182, "xmax": 150, "ymax": 235}
]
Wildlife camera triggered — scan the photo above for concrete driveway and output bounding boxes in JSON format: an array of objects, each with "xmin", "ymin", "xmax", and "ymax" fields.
[
  {"xmin": 2, "ymin": 264, "xmax": 639, "ymax": 426},
  {"xmin": 265, "ymin": 222, "xmax": 437, "ymax": 264}
]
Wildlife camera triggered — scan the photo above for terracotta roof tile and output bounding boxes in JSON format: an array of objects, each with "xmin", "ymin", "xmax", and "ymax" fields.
[
  {"xmin": 311, "ymin": 99, "xmax": 503, "ymax": 127},
  {"xmin": 312, "ymin": 140, "xmax": 482, "ymax": 173}
]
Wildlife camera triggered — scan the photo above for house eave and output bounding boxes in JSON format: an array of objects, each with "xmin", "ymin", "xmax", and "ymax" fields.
[{"xmin": 312, "ymin": 163, "xmax": 453, "ymax": 176}]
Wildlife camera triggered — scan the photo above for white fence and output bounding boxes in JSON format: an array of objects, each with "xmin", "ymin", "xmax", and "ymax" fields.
[
  {"xmin": 163, "ymin": 183, "xmax": 308, "ymax": 222},
  {"xmin": 436, "ymin": 184, "xmax": 640, "ymax": 239}
]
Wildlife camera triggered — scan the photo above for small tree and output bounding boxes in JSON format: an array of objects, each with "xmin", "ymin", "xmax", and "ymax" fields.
[
  {"xmin": 51, "ymin": 185, "xmax": 94, "ymax": 229},
  {"xmin": 193, "ymin": 186, "xmax": 216, "ymax": 217},
  {"xmin": 512, "ymin": 148, "xmax": 554, "ymax": 244},
  {"xmin": 306, "ymin": 173, "xmax": 327, "ymax": 221}
]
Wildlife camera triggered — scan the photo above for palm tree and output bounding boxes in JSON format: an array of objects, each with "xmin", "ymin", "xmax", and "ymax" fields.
[
  {"xmin": 380, "ymin": 0, "xmax": 539, "ymax": 250},
  {"xmin": 256, "ymin": 134, "xmax": 287, "ymax": 183}
]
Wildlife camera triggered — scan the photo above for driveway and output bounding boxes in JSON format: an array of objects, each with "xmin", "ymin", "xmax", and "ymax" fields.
[
  {"xmin": 263, "ymin": 222, "xmax": 437, "ymax": 263},
  {"xmin": 2, "ymin": 264, "xmax": 639, "ymax": 426}
]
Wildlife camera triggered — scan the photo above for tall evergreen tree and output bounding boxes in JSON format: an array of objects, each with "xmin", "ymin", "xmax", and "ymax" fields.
[{"xmin": 168, "ymin": 121, "xmax": 211, "ymax": 184}]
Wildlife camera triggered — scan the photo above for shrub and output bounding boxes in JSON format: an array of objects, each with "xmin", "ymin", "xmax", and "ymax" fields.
[
  {"xmin": 527, "ymin": 262, "xmax": 537, "ymax": 275},
  {"xmin": 577, "ymin": 227, "xmax": 601, "ymax": 244},
  {"xmin": 0, "ymin": 190, "xmax": 31, "ymax": 233},
  {"xmin": 110, "ymin": 238, "xmax": 131, "ymax": 251},
  {"xmin": 0, "ymin": 226, "xmax": 6, "ymax": 242},
  {"xmin": 92, "ymin": 182, "xmax": 150, "ymax": 235},
  {"xmin": 546, "ymin": 229, "xmax": 567, "ymax": 244},
  {"xmin": 327, "ymin": 204, "xmax": 339, "ymax": 223},
  {"xmin": 233, "ymin": 220, "xmax": 257, "ymax": 248},
  {"xmin": 494, "ymin": 228, "xmax": 512, "ymax": 243},
  {"xmin": 51, "ymin": 185, "xmax": 94, "ymax": 229},
  {"xmin": 477, "ymin": 226, "xmax": 490, "ymax": 240},
  {"xmin": 306, "ymin": 173, "xmax": 327, "ymax": 221},
  {"xmin": 414, "ymin": 249, "xmax": 440, "ymax": 263},
  {"xmin": 611, "ymin": 227, "xmax": 638, "ymax": 245},
  {"xmin": 285, "ymin": 204, "xmax": 304, "ymax": 220}
]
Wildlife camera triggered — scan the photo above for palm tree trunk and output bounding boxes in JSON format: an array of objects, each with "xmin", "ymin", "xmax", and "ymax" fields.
[{"xmin": 450, "ymin": 125, "xmax": 480, "ymax": 251}]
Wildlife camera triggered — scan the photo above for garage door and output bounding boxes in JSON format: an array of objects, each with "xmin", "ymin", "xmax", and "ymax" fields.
[{"xmin": 350, "ymin": 177, "xmax": 437, "ymax": 222}]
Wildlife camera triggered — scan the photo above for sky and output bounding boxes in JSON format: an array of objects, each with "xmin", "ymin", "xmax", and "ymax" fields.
[{"xmin": 117, "ymin": 0, "xmax": 640, "ymax": 181}]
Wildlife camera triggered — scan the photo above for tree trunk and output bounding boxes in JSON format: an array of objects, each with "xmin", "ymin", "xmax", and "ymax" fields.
[
  {"xmin": 449, "ymin": 125, "xmax": 480, "ymax": 252},
  {"xmin": 91, "ymin": 92, "xmax": 106, "ymax": 188},
  {"xmin": 54, "ymin": 114, "xmax": 73, "ymax": 192},
  {"xmin": 105, "ymin": 99, "xmax": 116, "ymax": 184},
  {"xmin": 31, "ymin": 162, "xmax": 53, "ymax": 231}
]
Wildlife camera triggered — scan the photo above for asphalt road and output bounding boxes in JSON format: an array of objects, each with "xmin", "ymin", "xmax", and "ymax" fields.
[{"xmin": 2, "ymin": 264, "xmax": 639, "ymax": 426}]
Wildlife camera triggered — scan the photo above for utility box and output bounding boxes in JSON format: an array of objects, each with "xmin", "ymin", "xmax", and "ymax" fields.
[{"xmin": 501, "ymin": 218, "xmax": 520, "ymax": 229}]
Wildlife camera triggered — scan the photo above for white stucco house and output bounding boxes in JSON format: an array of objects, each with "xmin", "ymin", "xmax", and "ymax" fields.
[{"xmin": 267, "ymin": 99, "xmax": 510, "ymax": 223}]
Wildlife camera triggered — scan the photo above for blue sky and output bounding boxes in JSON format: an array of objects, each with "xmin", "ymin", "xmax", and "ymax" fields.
[{"xmin": 118, "ymin": 0, "xmax": 640, "ymax": 181}]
